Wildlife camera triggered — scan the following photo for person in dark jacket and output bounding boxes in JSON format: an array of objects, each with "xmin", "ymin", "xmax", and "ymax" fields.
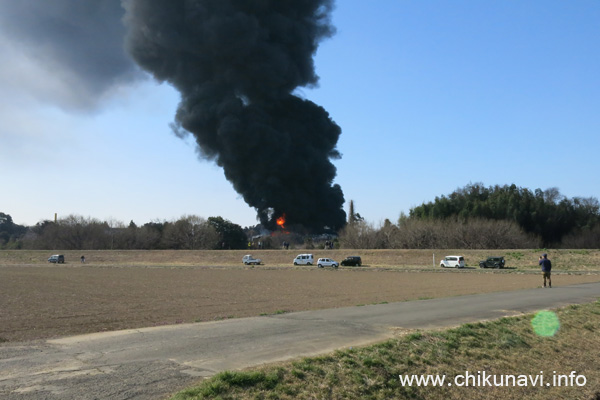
[{"xmin": 539, "ymin": 253, "xmax": 552, "ymax": 288}]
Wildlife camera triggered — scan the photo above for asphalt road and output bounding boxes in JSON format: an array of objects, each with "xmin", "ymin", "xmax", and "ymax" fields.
[{"xmin": 1, "ymin": 282, "xmax": 599, "ymax": 400}]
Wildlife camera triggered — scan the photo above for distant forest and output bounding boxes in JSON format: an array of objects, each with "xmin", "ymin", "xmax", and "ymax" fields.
[
  {"xmin": 409, "ymin": 183, "xmax": 600, "ymax": 247},
  {"xmin": 339, "ymin": 184, "xmax": 599, "ymax": 249},
  {"xmin": 0, "ymin": 214, "xmax": 251, "ymax": 251},
  {"xmin": 2, "ymin": 184, "xmax": 599, "ymax": 250}
]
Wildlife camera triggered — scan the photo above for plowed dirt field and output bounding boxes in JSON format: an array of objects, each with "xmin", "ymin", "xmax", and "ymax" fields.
[{"xmin": 2, "ymin": 261, "xmax": 599, "ymax": 342}]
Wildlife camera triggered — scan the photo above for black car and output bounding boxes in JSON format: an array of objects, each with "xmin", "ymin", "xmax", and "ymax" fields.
[
  {"xmin": 48, "ymin": 254, "xmax": 65, "ymax": 264},
  {"xmin": 341, "ymin": 256, "xmax": 362, "ymax": 266},
  {"xmin": 479, "ymin": 256, "xmax": 505, "ymax": 269}
]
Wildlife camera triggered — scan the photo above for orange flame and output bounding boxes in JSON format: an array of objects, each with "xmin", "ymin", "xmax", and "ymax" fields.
[{"xmin": 276, "ymin": 214, "xmax": 286, "ymax": 229}]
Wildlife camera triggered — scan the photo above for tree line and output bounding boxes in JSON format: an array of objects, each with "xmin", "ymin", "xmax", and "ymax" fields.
[
  {"xmin": 408, "ymin": 183, "xmax": 599, "ymax": 247},
  {"xmin": 2, "ymin": 183, "xmax": 599, "ymax": 250},
  {"xmin": 0, "ymin": 214, "xmax": 248, "ymax": 250},
  {"xmin": 336, "ymin": 184, "xmax": 600, "ymax": 249},
  {"xmin": 338, "ymin": 217, "xmax": 540, "ymax": 249}
]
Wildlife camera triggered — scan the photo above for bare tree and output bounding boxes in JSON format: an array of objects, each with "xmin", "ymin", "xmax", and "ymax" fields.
[
  {"xmin": 105, "ymin": 217, "xmax": 125, "ymax": 250},
  {"xmin": 135, "ymin": 222, "xmax": 164, "ymax": 249},
  {"xmin": 543, "ymin": 187, "xmax": 564, "ymax": 204},
  {"xmin": 387, "ymin": 217, "xmax": 538, "ymax": 249},
  {"xmin": 339, "ymin": 220, "xmax": 379, "ymax": 249},
  {"xmin": 161, "ymin": 215, "xmax": 219, "ymax": 249},
  {"xmin": 561, "ymin": 225, "xmax": 600, "ymax": 248}
]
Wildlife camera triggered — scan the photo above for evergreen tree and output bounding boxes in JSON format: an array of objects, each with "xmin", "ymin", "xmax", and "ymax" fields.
[{"xmin": 409, "ymin": 183, "xmax": 600, "ymax": 246}]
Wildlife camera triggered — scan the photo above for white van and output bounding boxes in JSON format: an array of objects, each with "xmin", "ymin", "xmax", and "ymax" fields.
[
  {"xmin": 293, "ymin": 254, "xmax": 314, "ymax": 265},
  {"xmin": 440, "ymin": 255, "xmax": 465, "ymax": 268}
]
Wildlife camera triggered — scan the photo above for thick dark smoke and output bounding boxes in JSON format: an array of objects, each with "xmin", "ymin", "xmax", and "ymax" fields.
[
  {"xmin": 124, "ymin": 0, "xmax": 346, "ymax": 232},
  {"xmin": 0, "ymin": 0, "xmax": 140, "ymax": 110}
]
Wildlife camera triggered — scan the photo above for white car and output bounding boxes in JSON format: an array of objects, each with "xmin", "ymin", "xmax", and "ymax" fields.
[
  {"xmin": 317, "ymin": 258, "xmax": 339, "ymax": 268},
  {"xmin": 293, "ymin": 254, "xmax": 314, "ymax": 265},
  {"xmin": 440, "ymin": 256, "xmax": 465, "ymax": 268}
]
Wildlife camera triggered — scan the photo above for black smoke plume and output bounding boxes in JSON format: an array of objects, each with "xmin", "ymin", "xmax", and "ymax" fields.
[
  {"xmin": 124, "ymin": 0, "xmax": 346, "ymax": 232},
  {"xmin": 0, "ymin": 0, "xmax": 140, "ymax": 110}
]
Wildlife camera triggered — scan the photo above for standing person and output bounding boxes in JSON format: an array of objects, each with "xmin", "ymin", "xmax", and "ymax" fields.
[{"xmin": 539, "ymin": 253, "xmax": 552, "ymax": 288}]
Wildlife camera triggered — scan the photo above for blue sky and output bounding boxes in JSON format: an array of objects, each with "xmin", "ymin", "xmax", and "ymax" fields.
[{"xmin": 1, "ymin": 1, "xmax": 599, "ymax": 227}]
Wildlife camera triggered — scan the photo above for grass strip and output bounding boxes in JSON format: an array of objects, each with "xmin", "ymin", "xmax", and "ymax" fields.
[{"xmin": 172, "ymin": 300, "xmax": 600, "ymax": 400}]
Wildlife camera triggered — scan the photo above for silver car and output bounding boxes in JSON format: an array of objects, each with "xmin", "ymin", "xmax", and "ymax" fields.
[{"xmin": 317, "ymin": 258, "xmax": 339, "ymax": 268}]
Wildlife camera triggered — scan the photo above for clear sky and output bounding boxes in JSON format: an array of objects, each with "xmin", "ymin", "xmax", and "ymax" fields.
[{"xmin": 1, "ymin": 0, "xmax": 599, "ymax": 228}]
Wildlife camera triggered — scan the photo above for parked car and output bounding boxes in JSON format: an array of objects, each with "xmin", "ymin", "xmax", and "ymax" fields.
[
  {"xmin": 293, "ymin": 254, "xmax": 314, "ymax": 265},
  {"xmin": 479, "ymin": 256, "xmax": 505, "ymax": 269},
  {"xmin": 341, "ymin": 256, "xmax": 362, "ymax": 266},
  {"xmin": 48, "ymin": 254, "xmax": 65, "ymax": 264},
  {"xmin": 317, "ymin": 258, "xmax": 339, "ymax": 268},
  {"xmin": 242, "ymin": 255, "xmax": 262, "ymax": 265},
  {"xmin": 440, "ymin": 256, "xmax": 465, "ymax": 268}
]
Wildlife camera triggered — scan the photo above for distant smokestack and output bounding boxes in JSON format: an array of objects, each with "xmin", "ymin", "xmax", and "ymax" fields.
[
  {"xmin": 124, "ymin": 0, "xmax": 346, "ymax": 232},
  {"xmin": 54, "ymin": 213, "xmax": 57, "ymax": 223}
]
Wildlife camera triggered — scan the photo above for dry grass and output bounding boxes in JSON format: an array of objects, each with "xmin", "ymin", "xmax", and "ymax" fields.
[
  {"xmin": 171, "ymin": 301, "xmax": 600, "ymax": 400},
  {"xmin": 2, "ymin": 249, "xmax": 599, "ymax": 272}
]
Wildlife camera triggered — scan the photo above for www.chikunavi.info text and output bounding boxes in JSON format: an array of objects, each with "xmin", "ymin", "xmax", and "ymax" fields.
[{"xmin": 399, "ymin": 370, "xmax": 587, "ymax": 387}]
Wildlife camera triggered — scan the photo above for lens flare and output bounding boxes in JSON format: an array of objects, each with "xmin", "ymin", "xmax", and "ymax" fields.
[{"xmin": 531, "ymin": 310, "xmax": 560, "ymax": 337}]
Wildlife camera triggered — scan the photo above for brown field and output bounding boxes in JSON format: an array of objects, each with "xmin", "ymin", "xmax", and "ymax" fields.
[{"xmin": 1, "ymin": 249, "xmax": 599, "ymax": 343}]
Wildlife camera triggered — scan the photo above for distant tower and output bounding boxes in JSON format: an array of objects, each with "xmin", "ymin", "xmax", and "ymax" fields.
[{"xmin": 348, "ymin": 200, "xmax": 355, "ymax": 225}]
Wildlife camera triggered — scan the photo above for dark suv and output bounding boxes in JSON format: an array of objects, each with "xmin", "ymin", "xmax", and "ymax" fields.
[
  {"xmin": 341, "ymin": 256, "xmax": 362, "ymax": 266},
  {"xmin": 48, "ymin": 254, "xmax": 65, "ymax": 264},
  {"xmin": 479, "ymin": 256, "xmax": 505, "ymax": 269}
]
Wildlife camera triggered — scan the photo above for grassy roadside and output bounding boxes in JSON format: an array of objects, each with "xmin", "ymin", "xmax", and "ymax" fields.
[
  {"xmin": 2, "ymin": 249, "xmax": 599, "ymax": 272},
  {"xmin": 171, "ymin": 300, "xmax": 600, "ymax": 400}
]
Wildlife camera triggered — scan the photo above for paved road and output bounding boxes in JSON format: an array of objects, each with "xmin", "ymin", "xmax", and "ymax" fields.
[{"xmin": 1, "ymin": 282, "xmax": 599, "ymax": 399}]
